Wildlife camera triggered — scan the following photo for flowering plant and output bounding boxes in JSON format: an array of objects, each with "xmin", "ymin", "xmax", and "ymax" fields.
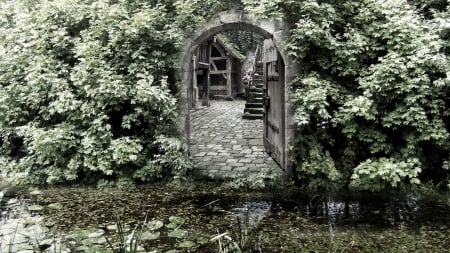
[{"xmin": 242, "ymin": 71, "xmax": 253, "ymax": 87}]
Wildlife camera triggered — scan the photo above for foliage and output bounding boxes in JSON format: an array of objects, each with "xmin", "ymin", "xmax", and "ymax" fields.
[
  {"xmin": 211, "ymin": 209, "xmax": 263, "ymax": 253},
  {"xmin": 0, "ymin": 0, "xmax": 193, "ymax": 185},
  {"xmin": 105, "ymin": 217, "xmax": 143, "ymax": 253},
  {"xmin": 222, "ymin": 170, "xmax": 284, "ymax": 190},
  {"xmin": 0, "ymin": 0, "xmax": 449, "ymax": 192},
  {"xmin": 174, "ymin": 0, "xmax": 226, "ymax": 32},
  {"xmin": 223, "ymin": 30, "xmax": 264, "ymax": 55},
  {"xmin": 241, "ymin": 0, "xmax": 450, "ymax": 191}
]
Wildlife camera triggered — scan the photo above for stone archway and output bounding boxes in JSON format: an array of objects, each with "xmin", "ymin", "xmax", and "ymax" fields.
[{"xmin": 177, "ymin": 10, "xmax": 297, "ymax": 178}]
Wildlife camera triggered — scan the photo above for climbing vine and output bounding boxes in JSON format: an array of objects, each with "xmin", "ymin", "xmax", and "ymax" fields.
[
  {"xmin": 0, "ymin": 0, "xmax": 449, "ymax": 191},
  {"xmin": 243, "ymin": 0, "xmax": 450, "ymax": 191},
  {"xmin": 0, "ymin": 0, "xmax": 193, "ymax": 185}
]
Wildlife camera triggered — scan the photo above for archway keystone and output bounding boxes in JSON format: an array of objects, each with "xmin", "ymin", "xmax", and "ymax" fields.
[{"xmin": 177, "ymin": 10, "xmax": 297, "ymax": 178}]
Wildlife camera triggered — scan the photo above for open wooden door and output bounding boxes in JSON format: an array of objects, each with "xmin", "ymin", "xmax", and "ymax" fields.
[{"xmin": 262, "ymin": 39, "xmax": 285, "ymax": 168}]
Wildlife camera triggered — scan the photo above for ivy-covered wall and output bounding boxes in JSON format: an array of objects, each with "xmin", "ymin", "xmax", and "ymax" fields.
[
  {"xmin": 241, "ymin": 0, "xmax": 450, "ymax": 190},
  {"xmin": 1, "ymin": 0, "xmax": 449, "ymax": 191}
]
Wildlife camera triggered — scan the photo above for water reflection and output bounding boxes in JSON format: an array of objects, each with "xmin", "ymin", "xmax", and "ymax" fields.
[
  {"xmin": 207, "ymin": 191, "xmax": 450, "ymax": 230},
  {"xmin": 301, "ymin": 193, "xmax": 446, "ymax": 228},
  {"xmin": 1, "ymin": 186, "xmax": 449, "ymax": 252},
  {"xmin": 229, "ymin": 201, "xmax": 272, "ymax": 227}
]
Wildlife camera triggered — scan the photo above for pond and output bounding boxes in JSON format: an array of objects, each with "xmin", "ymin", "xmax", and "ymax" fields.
[{"xmin": 1, "ymin": 184, "xmax": 450, "ymax": 252}]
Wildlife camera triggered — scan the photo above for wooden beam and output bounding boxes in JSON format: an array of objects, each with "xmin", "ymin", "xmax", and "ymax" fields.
[
  {"xmin": 210, "ymin": 70, "xmax": 228, "ymax": 74},
  {"xmin": 203, "ymin": 43, "xmax": 211, "ymax": 106},
  {"xmin": 197, "ymin": 62, "xmax": 209, "ymax": 69},
  {"xmin": 212, "ymin": 42, "xmax": 227, "ymax": 57},
  {"xmin": 192, "ymin": 56, "xmax": 199, "ymax": 109},
  {"xmin": 210, "ymin": 59, "xmax": 219, "ymax": 71},
  {"xmin": 226, "ymin": 56, "xmax": 231, "ymax": 97},
  {"xmin": 211, "ymin": 56, "xmax": 228, "ymax": 60}
]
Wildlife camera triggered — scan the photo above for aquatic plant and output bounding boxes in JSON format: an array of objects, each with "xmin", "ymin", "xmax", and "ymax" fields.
[
  {"xmin": 210, "ymin": 232, "xmax": 242, "ymax": 253},
  {"xmin": 211, "ymin": 204, "xmax": 263, "ymax": 253},
  {"xmin": 105, "ymin": 217, "xmax": 143, "ymax": 253}
]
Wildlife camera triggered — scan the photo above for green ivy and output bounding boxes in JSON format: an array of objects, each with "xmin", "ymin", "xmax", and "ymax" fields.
[
  {"xmin": 242, "ymin": 0, "xmax": 450, "ymax": 191},
  {"xmin": 1, "ymin": 0, "xmax": 449, "ymax": 192},
  {"xmin": 0, "ymin": 0, "xmax": 191, "ymax": 185}
]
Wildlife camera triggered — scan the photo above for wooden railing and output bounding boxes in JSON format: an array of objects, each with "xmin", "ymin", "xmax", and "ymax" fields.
[{"xmin": 254, "ymin": 45, "xmax": 263, "ymax": 67}]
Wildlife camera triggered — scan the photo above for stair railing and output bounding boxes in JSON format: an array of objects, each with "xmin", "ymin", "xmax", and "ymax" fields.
[{"xmin": 254, "ymin": 45, "xmax": 262, "ymax": 71}]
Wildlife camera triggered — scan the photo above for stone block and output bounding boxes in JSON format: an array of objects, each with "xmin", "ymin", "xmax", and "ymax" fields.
[
  {"xmin": 239, "ymin": 159, "xmax": 252, "ymax": 163},
  {"xmin": 234, "ymin": 167, "xmax": 248, "ymax": 172}
]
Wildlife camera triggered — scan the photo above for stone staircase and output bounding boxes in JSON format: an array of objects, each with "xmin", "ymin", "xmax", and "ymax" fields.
[{"xmin": 243, "ymin": 63, "xmax": 264, "ymax": 120}]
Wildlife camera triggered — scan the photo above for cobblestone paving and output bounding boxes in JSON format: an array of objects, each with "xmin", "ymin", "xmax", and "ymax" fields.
[{"xmin": 190, "ymin": 100, "xmax": 283, "ymax": 179}]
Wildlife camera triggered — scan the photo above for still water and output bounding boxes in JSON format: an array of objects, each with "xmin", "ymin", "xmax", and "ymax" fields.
[{"xmin": 1, "ymin": 185, "xmax": 449, "ymax": 252}]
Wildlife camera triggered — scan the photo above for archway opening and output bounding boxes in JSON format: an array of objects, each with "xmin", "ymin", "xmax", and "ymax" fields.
[{"xmin": 177, "ymin": 11, "xmax": 295, "ymax": 179}]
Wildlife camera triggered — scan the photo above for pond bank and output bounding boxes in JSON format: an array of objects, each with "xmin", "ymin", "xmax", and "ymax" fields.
[{"xmin": 1, "ymin": 183, "xmax": 450, "ymax": 252}]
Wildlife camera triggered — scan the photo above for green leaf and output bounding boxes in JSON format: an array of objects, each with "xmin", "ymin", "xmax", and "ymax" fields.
[
  {"xmin": 141, "ymin": 231, "xmax": 160, "ymax": 241},
  {"xmin": 167, "ymin": 223, "xmax": 178, "ymax": 229},
  {"xmin": 147, "ymin": 220, "xmax": 164, "ymax": 230},
  {"xmin": 168, "ymin": 229, "xmax": 187, "ymax": 238},
  {"xmin": 28, "ymin": 205, "xmax": 44, "ymax": 211},
  {"xmin": 179, "ymin": 240, "xmax": 196, "ymax": 248},
  {"xmin": 168, "ymin": 216, "xmax": 185, "ymax": 225},
  {"xmin": 47, "ymin": 203, "xmax": 63, "ymax": 210},
  {"xmin": 88, "ymin": 230, "xmax": 105, "ymax": 238}
]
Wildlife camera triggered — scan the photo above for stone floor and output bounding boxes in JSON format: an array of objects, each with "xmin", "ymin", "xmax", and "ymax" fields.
[{"xmin": 190, "ymin": 99, "xmax": 283, "ymax": 179}]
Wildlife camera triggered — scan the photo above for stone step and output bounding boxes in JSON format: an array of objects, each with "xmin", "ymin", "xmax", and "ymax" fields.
[
  {"xmin": 245, "ymin": 103, "xmax": 263, "ymax": 108},
  {"xmin": 248, "ymin": 92, "xmax": 263, "ymax": 97},
  {"xmin": 242, "ymin": 113, "xmax": 263, "ymax": 120},
  {"xmin": 249, "ymin": 97, "xmax": 263, "ymax": 103},
  {"xmin": 249, "ymin": 88, "xmax": 263, "ymax": 93},
  {"xmin": 244, "ymin": 107, "xmax": 264, "ymax": 114}
]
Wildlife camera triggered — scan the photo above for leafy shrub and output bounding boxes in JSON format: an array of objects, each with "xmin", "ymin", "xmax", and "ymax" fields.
[
  {"xmin": 243, "ymin": 0, "xmax": 450, "ymax": 191},
  {"xmin": 1, "ymin": 0, "xmax": 449, "ymax": 192},
  {"xmin": 0, "ymin": 0, "xmax": 191, "ymax": 185}
]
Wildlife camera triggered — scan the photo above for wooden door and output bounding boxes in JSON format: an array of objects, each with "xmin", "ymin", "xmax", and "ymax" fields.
[{"xmin": 263, "ymin": 39, "xmax": 285, "ymax": 168}]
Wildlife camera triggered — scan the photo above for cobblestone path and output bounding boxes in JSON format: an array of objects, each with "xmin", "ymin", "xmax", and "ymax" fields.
[{"xmin": 190, "ymin": 100, "xmax": 283, "ymax": 179}]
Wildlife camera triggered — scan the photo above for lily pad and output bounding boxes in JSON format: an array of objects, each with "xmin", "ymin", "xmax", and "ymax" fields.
[
  {"xmin": 197, "ymin": 236, "xmax": 209, "ymax": 245},
  {"xmin": 106, "ymin": 224, "xmax": 117, "ymax": 231},
  {"xmin": 7, "ymin": 198, "xmax": 18, "ymax": 205},
  {"xmin": 67, "ymin": 230, "xmax": 90, "ymax": 240},
  {"xmin": 169, "ymin": 216, "xmax": 185, "ymax": 225},
  {"xmin": 48, "ymin": 203, "xmax": 63, "ymax": 210},
  {"xmin": 38, "ymin": 243, "xmax": 52, "ymax": 252},
  {"xmin": 29, "ymin": 190, "xmax": 42, "ymax": 195},
  {"xmin": 88, "ymin": 229, "xmax": 105, "ymax": 238},
  {"xmin": 28, "ymin": 205, "xmax": 44, "ymax": 211},
  {"xmin": 39, "ymin": 238, "xmax": 55, "ymax": 250},
  {"xmin": 147, "ymin": 220, "xmax": 164, "ymax": 230},
  {"xmin": 45, "ymin": 221, "xmax": 56, "ymax": 227},
  {"xmin": 179, "ymin": 240, "xmax": 196, "ymax": 248},
  {"xmin": 94, "ymin": 236, "xmax": 107, "ymax": 244},
  {"xmin": 141, "ymin": 231, "xmax": 160, "ymax": 241},
  {"xmin": 166, "ymin": 222, "xmax": 178, "ymax": 229},
  {"xmin": 168, "ymin": 229, "xmax": 187, "ymax": 238},
  {"xmin": 81, "ymin": 238, "xmax": 96, "ymax": 246}
]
